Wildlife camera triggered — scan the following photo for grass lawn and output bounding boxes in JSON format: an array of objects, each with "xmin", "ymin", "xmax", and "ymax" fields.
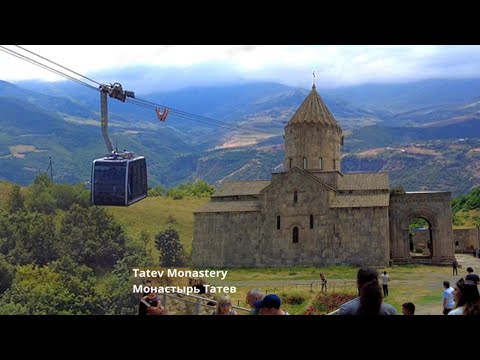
[
  {"xmin": 196, "ymin": 264, "xmax": 451, "ymax": 315},
  {"xmin": 106, "ymin": 196, "xmax": 209, "ymax": 254}
]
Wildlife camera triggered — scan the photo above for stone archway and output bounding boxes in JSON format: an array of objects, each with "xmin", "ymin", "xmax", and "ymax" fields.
[
  {"xmin": 405, "ymin": 213, "xmax": 435, "ymax": 259},
  {"xmin": 389, "ymin": 192, "xmax": 454, "ymax": 265}
]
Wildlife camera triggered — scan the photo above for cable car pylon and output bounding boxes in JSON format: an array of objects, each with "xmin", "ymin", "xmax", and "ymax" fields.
[
  {"xmin": 99, "ymin": 83, "xmax": 135, "ymax": 154},
  {"xmin": 92, "ymin": 83, "xmax": 148, "ymax": 207}
]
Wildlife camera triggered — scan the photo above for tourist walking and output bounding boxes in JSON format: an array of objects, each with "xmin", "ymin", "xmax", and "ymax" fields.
[
  {"xmin": 381, "ymin": 271, "xmax": 390, "ymax": 297},
  {"xmin": 442, "ymin": 281, "xmax": 455, "ymax": 315}
]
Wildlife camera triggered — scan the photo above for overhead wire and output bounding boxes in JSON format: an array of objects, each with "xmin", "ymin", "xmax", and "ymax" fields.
[
  {"xmin": 14, "ymin": 45, "xmax": 102, "ymax": 87},
  {"xmin": 0, "ymin": 46, "xmax": 97, "ymax": 91},
  {"xmin": 0, "ymin": 45, "xmax": 281, "ymax": 136}
]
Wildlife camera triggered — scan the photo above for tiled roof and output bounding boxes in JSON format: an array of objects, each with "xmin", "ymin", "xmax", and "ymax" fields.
[
  {"xmin": 287, "ymin": 85, "xmax": 341, "ymax": 131},
  {"xmin": 211, "ymin": 180, "xmax": 271, "ymax": 198},
  {"xmin": 338, "ymin": 173, "xmax": 389, "ymax": 191},
  {"xmin": 331, "ymin": 193, "xmax": 390, "ymax": 208},
  {"xmin": 194, "ymin": 200, "xmax": 262, "ymax": 213}
]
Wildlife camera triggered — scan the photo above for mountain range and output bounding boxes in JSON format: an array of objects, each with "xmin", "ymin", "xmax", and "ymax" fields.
[{"xmin": 3, "ymin": 78, "xmax": 480, "ymax": 196}]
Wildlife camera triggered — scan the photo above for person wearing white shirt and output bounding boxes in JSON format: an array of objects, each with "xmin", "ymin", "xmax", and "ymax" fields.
[
  {"xmin": 381, "ymin": 271, "xmax": 390, "ymax": 297},
  {"xmin": 442, "ymin": 281, "xmax": 455, "ymax": 315}
]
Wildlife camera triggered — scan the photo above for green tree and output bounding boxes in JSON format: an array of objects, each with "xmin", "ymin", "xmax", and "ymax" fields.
[
  {"xmin": 0, "ymin": 254, "xmax": 14, "ymax": 294},
  {"xmin": 7, "ymin": 211, "xmax": 58, "ymax": 266},
  {"xmin": 154, "ymin": 227, "xmax": 186, "ymax": 266},
  {"xmin": 101, "ymin": 248, "xmax": 149, "ymax": 315},
  {"xmin": 6, "ymin": 185, "xmax": 24, "ymax": 213},
  {"xmin": 25, "ymin": 173, "xmax": 56, "ymax": 214},
  {"xmin": 59, "ymin": 205, "xmax": 127, "ymax": 270},
  {"xmin": 138, "ymin": 230, "xmax": 155, "ymax": 265},
  {"xmin": 0, "ymin": 262, "xmax": 104, "ymax": 315},
  {"xmin": 52, "ymin": 183, "xmax": 90, "ymax": 210}
]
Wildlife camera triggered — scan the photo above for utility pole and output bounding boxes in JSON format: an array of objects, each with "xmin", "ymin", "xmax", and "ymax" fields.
[
  {"xmin": 99, "ymin": 83, "xmax": 135, "ymax": 154},
  {"xmin": 46, "ymin": 156, "xmax": 53, "ymax": 182}
]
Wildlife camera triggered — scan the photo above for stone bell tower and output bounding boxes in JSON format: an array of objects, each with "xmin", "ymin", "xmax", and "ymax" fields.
[{"xmin": 283, "ymin": 84, "xmax": 343, "ymax": 172}]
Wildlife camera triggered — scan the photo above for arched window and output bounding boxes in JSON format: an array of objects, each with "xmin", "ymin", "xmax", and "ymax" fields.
[
  {"xmin": 333, "ymin": 159, "xmax": 336, "ymax": 170},
  {"xmin": 293, "ymin": 191, "xmax": 298, "ymax": 204},
  {"xmin": 293, "ymin": 227, "xmax": 299, "ymax": 243},
  {"xmin": 277, "ymin": 215, "xmax": 281, "ymax": 230},
  {"xmin": 318, "ymin": 157, "xmax": 322, "ymax": 170},
  {"xmin": 289, "ymin": 158, "xmax": 292, "ymax": 170},
  {"xmin": 303, "ymin": 157, "xmax": 307, "ymax": 169},
  {"xmin": 310, "ymin": 214, "xmax": 313, "ymax": 229}
]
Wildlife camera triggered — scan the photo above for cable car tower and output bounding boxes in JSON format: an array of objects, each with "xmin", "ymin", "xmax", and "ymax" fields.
[{"xmin": 91, "ymin": 83, "xmax": 148, "ymax": 206}]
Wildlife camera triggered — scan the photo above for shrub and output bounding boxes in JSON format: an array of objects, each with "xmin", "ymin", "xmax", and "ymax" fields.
[
  {"xmin": 304, "ymin": 293, "xmax": 356, "ymax": 315},
  {"xmin": 281, "ymin": 292, "xmax": 305, "ymax": 305}
]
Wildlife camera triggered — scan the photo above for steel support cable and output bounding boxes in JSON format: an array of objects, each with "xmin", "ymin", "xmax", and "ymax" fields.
[
  {"xmin": 0, "ymin": 46, "xmax": 97, "ymax": 91},
  {"xmin": 14, "ymin": 45, "xmax": 102, "ymax": 86},
  {"xmin": 2, "ymin": 45, "xmax": 277, "ymax": 136}
]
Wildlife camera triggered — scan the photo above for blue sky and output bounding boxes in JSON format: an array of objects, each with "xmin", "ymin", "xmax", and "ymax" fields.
[{"xmin": 1, "ymin": 45, "xmax": 480, "ymax": 93}]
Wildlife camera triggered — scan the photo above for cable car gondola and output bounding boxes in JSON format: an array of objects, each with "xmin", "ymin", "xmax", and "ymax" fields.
[
  {"xmin": 92, "ymin": 152, "xmax": 147, "ymax": 206},
  {"xmin": 91, "ymin": 83, "xmax": 148, "ymax": 206}
]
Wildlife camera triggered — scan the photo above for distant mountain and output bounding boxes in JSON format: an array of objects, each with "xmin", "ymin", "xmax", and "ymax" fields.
[
  {"xmin": 4, "ymin": 78, "xmax": 480, "ymax": 196},
  {"xmin": 327, "ymin": 78, "xmax": 480, "ymax": 113},
  {"xmin": 388, "ymin": 97, "xmax": 480, "ymax": 127},
  {"xmin": 0, "ymin": 80, "xmax": 97, "ymax": 118}
]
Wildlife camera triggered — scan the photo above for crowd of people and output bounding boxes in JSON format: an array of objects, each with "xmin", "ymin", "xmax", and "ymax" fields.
[{"xmin": 137, "ymin": 262, "xmax": 480, "ymax": 315}]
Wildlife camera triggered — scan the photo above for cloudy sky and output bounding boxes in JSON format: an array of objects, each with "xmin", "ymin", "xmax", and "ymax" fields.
[{"xmin": 1, "ymin": 45, "xmax": 480, "ymax": 93}]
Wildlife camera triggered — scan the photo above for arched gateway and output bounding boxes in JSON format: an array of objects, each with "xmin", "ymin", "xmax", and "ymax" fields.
[
  {"xmin": 389, "ymin": 192, "xmax": 454, "ymax": 265},
  {"xmin": 192, "ymin": 85, "xmax": 455, "ymax": 267}
]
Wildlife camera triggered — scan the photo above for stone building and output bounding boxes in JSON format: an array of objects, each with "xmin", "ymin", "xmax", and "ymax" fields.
[{"xmin": 192, "ymin": 85, "xmax": 454, "ymax": 267}]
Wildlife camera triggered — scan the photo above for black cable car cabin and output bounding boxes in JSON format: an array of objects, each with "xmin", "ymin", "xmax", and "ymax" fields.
[{"xmin": 91, "ymin": 154, "xmax": 147, "ymax": 206}]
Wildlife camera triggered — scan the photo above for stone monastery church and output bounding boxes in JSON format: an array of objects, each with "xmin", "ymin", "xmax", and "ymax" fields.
[{"xmin": 192, "ymin": 85, "xmax": 454, "ymax": 268}]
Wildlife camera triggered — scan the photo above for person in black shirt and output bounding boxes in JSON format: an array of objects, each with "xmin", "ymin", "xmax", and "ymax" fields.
[
  {"xmin": 452, "ymin": 258, "xmax": 458, "ymax": 276},
  {"xmin": 466, "ymin": 267, "xmax": 480, "ymax": 285}
]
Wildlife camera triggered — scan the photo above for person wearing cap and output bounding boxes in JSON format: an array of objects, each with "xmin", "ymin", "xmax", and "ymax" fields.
[
  {"xmin": 448, "ymin": 278, "xmax": 480, "ymax": 315},
  {"xmin": 465, "ymin": 267, "xmax": 480, "ymax": 285},
  {"xmin": 254, "ymin": 294, "xmax": 289, "ymax": 315}
]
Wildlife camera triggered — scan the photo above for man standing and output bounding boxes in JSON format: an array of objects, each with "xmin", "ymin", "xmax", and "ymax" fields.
[
  {"xmin": 381, "ymin": 271, "xmax": 390, "ymax": 297},
  {"xmin": 442, "ymin": 281, "xmax": 455, "ymax": 315},
  {"xmin": 320, "ymin": 273, "xmax": 327, "ymax": 292},
  {"xmin": 452, "ymin": 258, "xmax": 458, "ymax": 276},
  {"xmin": 466, "ymin": 267, "xmax": 480, "ymax": 285}
]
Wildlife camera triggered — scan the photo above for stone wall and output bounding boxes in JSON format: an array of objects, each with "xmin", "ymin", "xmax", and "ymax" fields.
[
  {"xmin": 192, "ymin": 212, "xmax": 262, "ymax": 268},
  {"xmin": 284, "ymin": 124, "xmax": 342, "ymax": 171},
  {"xmin": 259, "ymin": 169, "xmax": 332, "ymax": 266},
  {"xmin": 453, "ymin": 228, "xmax": 479, "ymax": 252},
  {"xmin": 330, "ymin": 207, "xmax": 390, "ymax": 267},
  {"xmin": 411, "ymin": 229, "xmax": 429, "ymax": 251},
  {"xmin": 258, "ymin": 168, "xmax": 389, "ymax": 267}
]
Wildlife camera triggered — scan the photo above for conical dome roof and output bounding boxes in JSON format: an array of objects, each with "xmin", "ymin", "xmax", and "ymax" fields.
[{"xmin": 287, "ymin": 85, "xmax": 341, "ymax": 131}]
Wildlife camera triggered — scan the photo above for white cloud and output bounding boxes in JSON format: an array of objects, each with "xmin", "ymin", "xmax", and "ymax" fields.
[{"xmin": 1, "ymin": 45, "xmax": 480, "ymax": 91}]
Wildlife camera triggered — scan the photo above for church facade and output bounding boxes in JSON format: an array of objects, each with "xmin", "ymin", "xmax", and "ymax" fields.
[{"xmin": 192, "ymin": 86, "xmax": 454, "ymax": 268}]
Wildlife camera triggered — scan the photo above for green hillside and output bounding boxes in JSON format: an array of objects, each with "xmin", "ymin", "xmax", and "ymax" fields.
[{"xmin": 105, "ymin": 196, "xmax": 209, "ymax": 254}]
